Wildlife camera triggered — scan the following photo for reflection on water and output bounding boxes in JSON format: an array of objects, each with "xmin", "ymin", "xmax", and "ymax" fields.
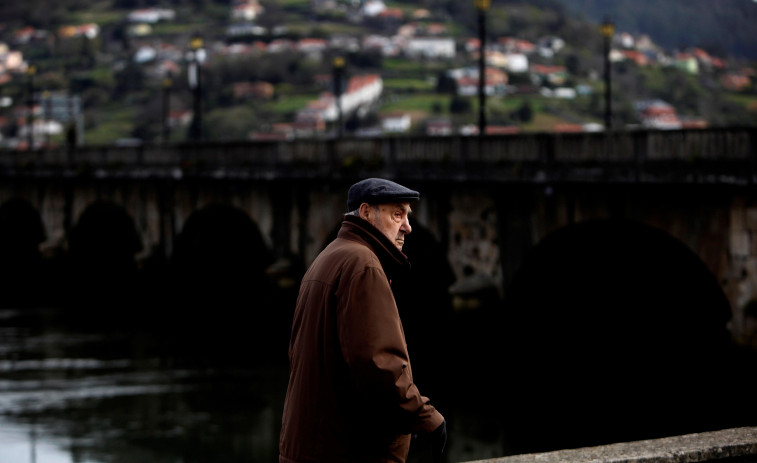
[
  {"xmin": 0, "ymin": 422, "xmax": 72, "ymax": 463},
  {"xmin": 0, "ymin": 302, "xmax": 517, "ymax": 463},
  {"xmin": 0, "ymin": 307, "xmax": 289, "ymax": 463}
]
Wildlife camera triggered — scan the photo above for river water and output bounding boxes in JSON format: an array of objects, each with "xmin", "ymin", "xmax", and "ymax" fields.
[
  {"xmin": 0, "ymin": 306, "xmax": 292, "ymax": 463},
  {"xmin": 2, "ymin": 271, "xmax": 756, "ymax": 463},
  {"xmin": 0, "ymin": 303, "xmax": 512, "ymax": 463}
]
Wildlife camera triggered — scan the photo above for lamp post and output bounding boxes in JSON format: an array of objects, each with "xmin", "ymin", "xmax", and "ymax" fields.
[
  {"xmin": 43, "ymin": 90, "xmax": 51, "ymax": 148},
  {"xmin": 474, "ymin": 0, "xmax": 490, "ymax": 136},
  {"xmin": 187, "ymin": 34, "xmax": 205, "ymax": 142},
  {"xmin": 162, "ymin": 76, "xmax": 172, "ymax": 143},
  {"xmin": 26, "ymin": 64, "xmax": 36, "ymax": 150},
  {"xmin": 332, "ymin": 56, "xmax": 345, "ymax": 138},
  {"xmin": 600, "ymin": 17, "xmax": 615, "ymax": 131}
]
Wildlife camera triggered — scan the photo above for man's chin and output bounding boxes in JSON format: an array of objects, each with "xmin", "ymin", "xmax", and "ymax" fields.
[{"xmin": 395, "ymin": 241, "xmax": 404, "ymax": 250}]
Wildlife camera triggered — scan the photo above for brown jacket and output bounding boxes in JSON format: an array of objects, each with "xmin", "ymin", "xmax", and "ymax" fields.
[{"xmin": 279, "ymin": 215, "xmax": 444, "ymax": 463}]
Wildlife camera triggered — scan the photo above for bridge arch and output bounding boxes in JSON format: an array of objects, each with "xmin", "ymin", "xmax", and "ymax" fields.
[
  {"xmin": 162, "ymin": 203, "xmax": 284, "ymax": 364},
  {"xmin": 65, "ymin": 200, "xmax": 143, "ymax": 309},
  {"xmin": 0, "ymin": 197, "xmax": 47, "ymax": 307},
  {"xmin": 498, "ymin": 218, "xmax": 741, "ymax": 454},
  {"xmin": 170, "ymin": 202, "xmax": 275, "ymax": 304}
]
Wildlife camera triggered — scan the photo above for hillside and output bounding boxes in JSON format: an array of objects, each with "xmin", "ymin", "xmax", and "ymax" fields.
[
  {"xmin": 552, "ymin": 0, "xmax": 757, "ymax": 59},
  {"xmin": 0, "ymin": 0, "xmax": 755, "ymax": 146}
]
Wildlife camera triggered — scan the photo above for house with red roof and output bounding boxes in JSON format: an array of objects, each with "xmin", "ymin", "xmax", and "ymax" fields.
[
  {"xmin": 621, "ymin": 50, "xmax": 649, "ymax": 67},
  {"xmin": 231, "ymin": 0, "xmax": 264, "ymax": 21},
  {"xmin": 530, "ymin": 64, "xmax": 568, "ymax": 86},
  {"xmin": 721, "ymin": 73, "xmax": 752, "ymax": 92},
  {"xmin": 297, "ymin": 74, "xmax": 383, "ymax": 125},
  {"xmin": 635, "ymin": 100, "xmax": 682, "ymax": 130},
  {"xmin": 58, "ymin": 23, "xmax": 99, "ymax": 40},
  {"xmin": 498, "ymin": 37, "xmax": 536, "ymax": 54}
]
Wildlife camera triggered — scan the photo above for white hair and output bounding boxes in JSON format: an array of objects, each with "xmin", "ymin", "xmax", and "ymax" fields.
[{"xmin": 345, "ymin": 205, "xmax": 379, "ymax": 217}]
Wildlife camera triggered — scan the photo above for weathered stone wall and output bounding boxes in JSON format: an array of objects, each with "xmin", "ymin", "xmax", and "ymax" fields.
[
  {"xmin": 2, "ymin": 177, "xmax": 757, "ymax": 345},
  {"xmin": 460, "ymin": 427, "xmax": 757, "ymax": 463}
]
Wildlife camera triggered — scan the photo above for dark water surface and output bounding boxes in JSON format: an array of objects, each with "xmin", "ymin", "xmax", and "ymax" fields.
[
  {"xmin": 0, "ymin": 305, "xmax": 509, "ymax": 463},
  {"xmin": 0, "ymin": 307, "xmax": 292, "ymax": 463}
]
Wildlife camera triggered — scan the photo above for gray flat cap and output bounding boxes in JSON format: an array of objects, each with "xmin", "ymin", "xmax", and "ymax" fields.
[{"xmin": 347, "ymin": 178, "xmax": 420, "ymax": 210}]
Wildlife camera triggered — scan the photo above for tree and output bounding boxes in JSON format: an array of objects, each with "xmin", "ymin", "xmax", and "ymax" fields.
[
  {"xmin": 514, "ymin": 100, "xmax": 534, "ymax": 123},
  {"xmin": 257, "ymin": 1, "xmax": 287, "ymax": 31},
  {"xmin": 449, "ymin": 96, "xmax": 472, "ymax": 114},
  {"xmin": 131, "ymin": 94, "xmax": 163, "ymax": 142},
  {"xmin": 204, "ymin": 106, "xmax": 259, "ymax": 141},
  {"xmin": 435, "ymin": 71, "xmax": 457, "ymax": 94},
  {"xmin": 114, "ymin": 62, "xmax": 146, "ymax": 96}
]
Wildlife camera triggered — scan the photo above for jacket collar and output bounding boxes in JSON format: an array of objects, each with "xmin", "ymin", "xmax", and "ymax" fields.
[{"xmin": 338, "ymin": 215, "xmax": 411, "ymax": 277}]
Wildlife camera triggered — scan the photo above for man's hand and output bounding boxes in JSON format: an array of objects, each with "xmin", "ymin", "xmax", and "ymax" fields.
[{"xmin": 431, "ymin": 420, "xmax": 447, "ymax": 463}]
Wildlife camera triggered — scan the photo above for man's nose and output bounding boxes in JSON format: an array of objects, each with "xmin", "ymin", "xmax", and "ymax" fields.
[{"xmin": 401, "ymin": 217, "xmax": 412, "ymax": 234}]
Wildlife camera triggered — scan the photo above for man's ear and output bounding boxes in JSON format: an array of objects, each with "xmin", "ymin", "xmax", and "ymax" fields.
[{"xmin": 359, "ymin": 202, "xmax": 372, "ymax": 221}]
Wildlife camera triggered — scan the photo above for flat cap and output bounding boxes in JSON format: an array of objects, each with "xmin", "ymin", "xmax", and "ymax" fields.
[{"xmin": 347, "ymin": 178, "xmax": 420, "ymax": 211}]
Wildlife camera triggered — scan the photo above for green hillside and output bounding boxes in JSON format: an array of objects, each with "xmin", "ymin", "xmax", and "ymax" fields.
[{"xmin": 0, "ymin": 0, "xmax": 755, "ymax": 145}]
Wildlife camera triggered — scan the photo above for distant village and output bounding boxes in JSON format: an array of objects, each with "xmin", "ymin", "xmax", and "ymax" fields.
[{"xmin": 0, "ymin": 0, "xmax": 755, "ymax": 147}]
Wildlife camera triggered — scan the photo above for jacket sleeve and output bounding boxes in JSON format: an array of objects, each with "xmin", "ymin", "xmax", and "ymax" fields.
[{"xmin": 338, "ymin": 266, "xmax": 444, "ymax": 434}]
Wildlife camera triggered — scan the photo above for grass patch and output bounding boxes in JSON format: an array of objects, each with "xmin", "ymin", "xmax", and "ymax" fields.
[
  {"xmin": 151, "ymin": 22, "xmax": 201, "ymax": 36},
  {"xmin": 84, "ymin": 105, "xmax": 137, "ymax": 145},
  {"xmin": 383, "ymin": 78, "xmax": 435, "ymax": 91},
  {"xmin": 726, "ymin": 92, "xmax": 757, "ymax": 110},
  {"xmin": 522, "ymin": 112, "xmax": 573, "ymax": 132},
  {"xmin": 381, "ymin": 93, "xmax": 451, "ymax": 114},
  {"xmin": 65, "ymin": 0, "xmax": 124, "ymax": 25},
  {"xmin": 279, "ymin": 0, "xmax": 311, "ymax": 8},
  {"xmin": 286, "ymin": 21, "xmax": 364, "ymax": 37},
  {"xmin": 265, "ymin": 93, "xmax": 320, "ymax": 114},
  {"xmin": 382, "ymin": 58, "xmax": 448, "ymax": 75},
  {"xmin": 68, "ymin": 10, "xmax": 125, "ymax": 26}
]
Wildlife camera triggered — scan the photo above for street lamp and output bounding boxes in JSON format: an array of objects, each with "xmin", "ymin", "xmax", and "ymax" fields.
[
  {"xmin": 26, "ymin": 64, "xmax": 36, "ymax": 150},
  {"xmin": 600, "ymin": 17, "xmax": 615, "ymax": 131},
  {"xmin": 474, "ymin": 0, "xmax": 491, "ymax": 136},
  {"xmin": 332, "ymin": 56, "xmax": 345, "ymax": 138},
  {"xmin": 187, "ymin": 34, "xmax": 205, "ymax": 141},
  {"xmin": 162, "ymin": 76, "xmax": 173, "ymax": 143}
]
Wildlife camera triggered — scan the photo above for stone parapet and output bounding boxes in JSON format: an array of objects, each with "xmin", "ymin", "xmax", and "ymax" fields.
[{"xmin": 461, "ymin": 427, "xmax": 757, "ymax": 463}]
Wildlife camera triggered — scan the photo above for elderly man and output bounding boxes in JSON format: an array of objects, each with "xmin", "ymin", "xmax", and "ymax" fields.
[{"xmin": 279, "ymin": 178, "xmax": 447, "ymax": 463}]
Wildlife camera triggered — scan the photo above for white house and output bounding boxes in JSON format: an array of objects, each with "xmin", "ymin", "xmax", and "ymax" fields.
[
  {"xmin": 339, "ymin": 74, "xmax": 383, "ymax": 117},
  {"xmin": 381, "ymin": 113, "xmax": 411, "ymax": 133},
  {"xmin": 537, "ymin": 36, "xmax": 565, "ymax": 58},
  {"xmin": 363, "ymin": 35, "xmax": 400, "ymax": 56},
  {"xmin": 301, "ymin": 74, "xmax": 383, "ymax": 123},
  {"xmin": 298, "ymin": 38, "xmax": 328, "ymax": 55},
  {"xmin": 426, "ymin": 119, "xmax": 452, "ymax": 136},
  {"xmin": 540, "ymin": 87, "xmax": 577, "ymax": 99},
  {"xmin": 128, "ymin": 8, "xmax": 176, "ymax": 23},
  {"xmin": 362, "ymin": 0, "xmax": 386, "ymax": 17},
  {"xmin": 0, "ymin": 48, "xmax": 24, "ymax": 72},
  {"xmin": 231, "ymin": 0, "xmax": 264, "ymax": 21},
  {"xmin": 226, "ymin": 22, "xmax": 266, "ymax": 37},
  {"xmin": 405, "ymin": 37, "xmax": 456, "ymax": 59},
  {"xmin": 504, "ymin": 53, "xmax": 528, "ymax": 73},
  {"xmin": 134, "ymin": 46, "xmax": 157, "ymax": 63}
]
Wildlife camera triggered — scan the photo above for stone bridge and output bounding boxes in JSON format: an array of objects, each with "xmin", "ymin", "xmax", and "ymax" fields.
[
  {"xmin": 1, "ymin": 128, "xmax": 755, "ymax": 330},
  {"xmin": 1, "ymin": 128, "xmax": 756, "ymax": 457}
]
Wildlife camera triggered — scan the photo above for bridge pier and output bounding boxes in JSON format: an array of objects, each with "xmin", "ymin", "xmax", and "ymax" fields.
[{"xmin": 3, "ymin": 175, "xmax": 757, "ymax": 347}]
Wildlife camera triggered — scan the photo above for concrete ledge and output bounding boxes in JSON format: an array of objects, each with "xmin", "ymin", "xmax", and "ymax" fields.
[{"xmin": 462, "ymin": 427, "xmax": 757, "ymax": 463}]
